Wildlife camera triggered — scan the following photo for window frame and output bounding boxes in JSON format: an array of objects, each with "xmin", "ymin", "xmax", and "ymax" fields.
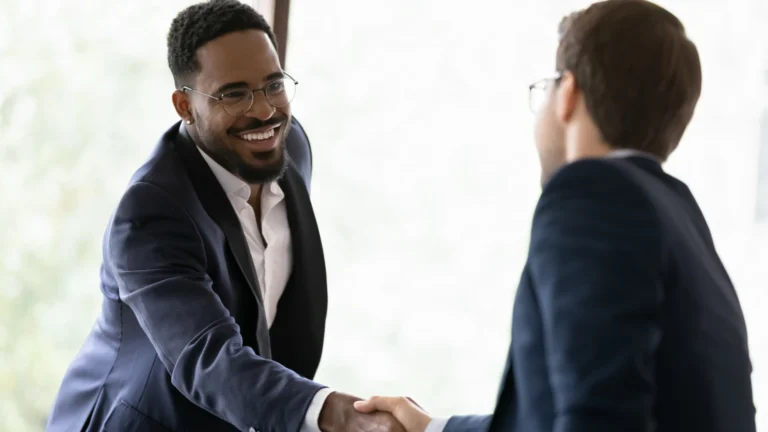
[{"xmin": 251, "ymin": 0, "xmax": 292, "ymax": 68}]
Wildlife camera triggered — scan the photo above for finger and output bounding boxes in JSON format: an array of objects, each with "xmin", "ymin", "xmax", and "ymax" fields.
[{"xmin": 353, "ymin": 396, "xmax": 400, "ymax": 414}]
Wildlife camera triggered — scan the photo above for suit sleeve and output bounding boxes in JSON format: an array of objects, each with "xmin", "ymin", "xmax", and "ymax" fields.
[
  {"xmin": 443, "ymin": 415, "xmax": 492, "ymax": 432},
  {"xmin": 529, "ymin": 160, "xmax": 664, "ymax": 432},
  {"xmin": 107, "ymin": 181, "xmax": 324, "ymax": 432}
]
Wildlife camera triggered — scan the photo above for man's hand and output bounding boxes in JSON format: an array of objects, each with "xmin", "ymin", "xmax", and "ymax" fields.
[
  {"xmin": 353, "ymin": 396, "xmax": 431, "ymax": 432},
  {"xmin": 319, "ymin": 392, "xmax": 406, "ymax": 432}
]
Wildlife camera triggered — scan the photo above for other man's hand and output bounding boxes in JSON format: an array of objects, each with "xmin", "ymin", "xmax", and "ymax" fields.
[
  {"xmin": 319, "ymin": 392, "xmax": 406, "ymax": 432},
  {"xmin": 353, "ymin": 396, "xmax": 431, "ymax": 432}
]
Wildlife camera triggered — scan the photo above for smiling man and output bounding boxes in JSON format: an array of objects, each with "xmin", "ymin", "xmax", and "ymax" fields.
[{"xmin": 45, "ymin": 1, "xmax": 403, "ymax": 431}]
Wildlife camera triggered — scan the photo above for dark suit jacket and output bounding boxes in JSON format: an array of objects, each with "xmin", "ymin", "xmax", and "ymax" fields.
[
  {"xmin": 447, "ymin": 156, "xmax": 755, "ymax": 432},
  {"xmin": 47, "ymin": 118, "xmax": 328, "ymax": 432}
]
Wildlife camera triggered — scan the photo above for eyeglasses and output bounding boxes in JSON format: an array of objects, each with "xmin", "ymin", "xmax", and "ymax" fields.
[
  {"xmin": 182, "ymin": 73, "xmax": 298, "ymax": 117},
  {"xmin": 528, "ymin": 72, "xmax": 562, "ymax": 113}
]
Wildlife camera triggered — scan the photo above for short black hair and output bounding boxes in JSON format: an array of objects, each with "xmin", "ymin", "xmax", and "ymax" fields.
[{"xmin": 166, "ymin": 0, "xmax": 277, "ymax": 87}]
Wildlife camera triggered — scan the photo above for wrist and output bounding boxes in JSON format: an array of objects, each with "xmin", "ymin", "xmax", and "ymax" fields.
[{"xmin": 318, "ymin": 392, "xmax": 360, "ymax": 432}]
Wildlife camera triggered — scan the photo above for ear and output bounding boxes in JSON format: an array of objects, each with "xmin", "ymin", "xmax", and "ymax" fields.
[
  {"xmin": 172, "ymin": 90, "xmax": 193, "ymax": 123},
  {"xmin": 554, "ymin": 71, "xmax": 579, "ymax": 123}
]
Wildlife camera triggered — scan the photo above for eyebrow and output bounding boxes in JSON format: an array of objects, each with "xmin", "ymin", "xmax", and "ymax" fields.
[
  {"xmin": 213, "ymin": 81, "xmax": 250, "ymax": 95},
  {"xmin": 212, "ymin": 72, "xmax": 286, "ymax": 95},
  {"xmin": 264, "ymin": 71, "xmax": 285, "ymax": 82}
]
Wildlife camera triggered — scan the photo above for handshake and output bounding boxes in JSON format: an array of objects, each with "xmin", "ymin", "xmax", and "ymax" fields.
[{"xmin": 319, "ymin": 391, "xmax": 433, "ymax": 432}]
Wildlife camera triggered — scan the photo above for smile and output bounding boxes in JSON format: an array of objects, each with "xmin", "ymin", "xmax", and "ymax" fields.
[
  {"xmin": 235, "ymin": 122, "xmax": 281, "ymax": 140},
  {"xmin": 240, "ymin": 128, "xmax": 275, "ymax": 141},
  {"xmin": 232, "ymin": 123, "xmax": 282, "ymax": 152}
]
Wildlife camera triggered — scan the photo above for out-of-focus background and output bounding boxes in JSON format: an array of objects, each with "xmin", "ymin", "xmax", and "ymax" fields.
[{"xmin": 1, "ymin": 0, "xmax": 766, "ymax": 430}]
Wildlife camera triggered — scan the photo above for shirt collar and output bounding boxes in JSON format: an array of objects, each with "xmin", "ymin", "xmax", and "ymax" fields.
[{"xmin": 605, "ymin": 149, "xmax": 659, "ymax": 161}]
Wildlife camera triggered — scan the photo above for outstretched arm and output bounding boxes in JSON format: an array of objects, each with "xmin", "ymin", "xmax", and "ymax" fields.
[{"xmin": 110, "ymin": 182, "xmax": 403, "ymax": 432}]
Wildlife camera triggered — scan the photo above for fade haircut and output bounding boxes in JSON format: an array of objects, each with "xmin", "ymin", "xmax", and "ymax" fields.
[
  {"xmin": 557, "ymin": 0, "xmax": 702, "ymax": 160},
  {"xmin": 166, "ymin": 0, "xmax": 277, "ymax": 88}
]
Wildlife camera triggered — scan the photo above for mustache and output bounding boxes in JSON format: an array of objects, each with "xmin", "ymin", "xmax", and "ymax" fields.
[{"xmin": 228, "ymin": 116, "xmax": 286, "ymax": 135}]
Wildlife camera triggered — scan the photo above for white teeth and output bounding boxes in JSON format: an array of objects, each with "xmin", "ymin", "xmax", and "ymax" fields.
[{"xmin": 241, "ymin": 128, "xmax": 276, "ymax": 141}]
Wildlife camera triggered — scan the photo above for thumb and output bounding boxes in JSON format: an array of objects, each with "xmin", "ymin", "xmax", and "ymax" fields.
[{"xmin": 353, "ymin": 396, "xmax": 398, "ymax": 414}]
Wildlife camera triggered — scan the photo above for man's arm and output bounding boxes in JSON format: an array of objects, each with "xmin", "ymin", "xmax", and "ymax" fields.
[
  {"xmin": 108, "ymin": 182, "xmax": 325, "ymax": 431},
  {"xmin": 302, "ymin": 388, "xmax": 334, "ymax": 431},
  {"xmin": 529, "ymin": 160, "xmax": 663, "ymax": 432}
]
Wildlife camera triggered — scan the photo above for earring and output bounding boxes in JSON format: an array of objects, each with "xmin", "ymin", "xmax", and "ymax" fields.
[{"xmin": 186, "ymin": 119, "xmax": 193, "ymax": 125}]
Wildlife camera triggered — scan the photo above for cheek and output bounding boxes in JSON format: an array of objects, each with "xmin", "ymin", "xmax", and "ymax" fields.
[
  {"xmin": 533, "ymin": 108, "xmax": 552, "ymax": 149},
  {"xmin": 200, "ymin": 111, "xmax": 235, "ymax": 137},
  {"xmin": 534, "ymin": 106, "xmax": 566, "ymax": 164},
  {"xmin": 275, "ymin": 109, "xmax": 291, "ymax": 139}
]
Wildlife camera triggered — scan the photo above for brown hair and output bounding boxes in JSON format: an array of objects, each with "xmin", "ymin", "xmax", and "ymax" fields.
[{"xmin": 557, "ymin": 0, "xmax": 702, "ymax": 160}]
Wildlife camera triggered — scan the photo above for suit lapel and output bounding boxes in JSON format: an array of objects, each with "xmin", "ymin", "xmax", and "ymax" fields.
[
  {"xmin": 279, "ymin": 164, "xmax": 326, "ymax": 298},
  {"xmin": 171, "ymin": 123, "xmax": 272, "ymax": 357},
  {"xmin": 268, "ymin": 163, "xmax": 328, "ymax": 378}
]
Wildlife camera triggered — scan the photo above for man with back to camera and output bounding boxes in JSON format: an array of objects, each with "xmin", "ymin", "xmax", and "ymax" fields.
[
  {"xmin": 353, "ymin": 1, "xmax": 757, "ymax": 431},
  {"xmin": 46, "ymin": 1, "xmax": 404, "ymax": 431}
]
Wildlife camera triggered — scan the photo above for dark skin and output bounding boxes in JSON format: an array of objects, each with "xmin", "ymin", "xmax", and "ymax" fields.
[
  {"xmin": 172, "ymin": 30, "xmax": 287, "ymax": 223},
  {"xmin": 171, "ymin": 29, "xmax": 404, "ymax": 432},
  {"xmin": 319, "ymin": 392, "xmax": 406, "ymax": 432}
]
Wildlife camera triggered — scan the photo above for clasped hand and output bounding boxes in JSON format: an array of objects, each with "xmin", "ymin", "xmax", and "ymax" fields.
[
  {"xmin": 354, "ymin": 396, "xmax": 432, "ymax": 432},
  {"xmin": 318, "ymin": 391, "xmax": 431, "ymax": 432}
]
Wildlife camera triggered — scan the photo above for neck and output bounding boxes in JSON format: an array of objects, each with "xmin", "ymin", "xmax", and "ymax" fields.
[
  {"xmin": 564, "ymin": 121, "xmax": 613, "ymax": 163},
  {"xmin": 248, "ymin": 183, "xmax": 264, "ymax": 236},
  {"xmin": 247, "ymin": 183, "xmax": 263, "ymax": 208}
]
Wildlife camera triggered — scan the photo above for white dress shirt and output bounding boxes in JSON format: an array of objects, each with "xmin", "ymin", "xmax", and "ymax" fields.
[{"xmin": 197, "ymin": 147, "xmax": 332, "ymax": 432}]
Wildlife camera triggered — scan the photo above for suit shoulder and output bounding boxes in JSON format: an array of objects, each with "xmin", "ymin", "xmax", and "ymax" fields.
[
  {"xmin": 127, "ymin": 145, "xmax": 181, "ymax": 186},
  {"xmin": 535, "ymin": 158, "xmax": 659, "ymax": 231},
  {"xmin": 121, "ymin": 141, "xmax": 196, "ymax": 207},
  {"xmin": 108, "ymin": 147, "xmax": 199, "ymax": 233},
  {"xmin": 545, "ymin": 158, "xmax": 642, "ymax": 194}
]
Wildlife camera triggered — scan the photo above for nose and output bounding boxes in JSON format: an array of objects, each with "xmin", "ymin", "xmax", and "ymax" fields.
[{"xmin": 246, "ymin": 92, "xmax": 276, "ymax": 120}]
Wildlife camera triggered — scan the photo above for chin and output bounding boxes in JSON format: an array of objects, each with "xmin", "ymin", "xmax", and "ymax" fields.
[
  {"xmin": 249, "ymin": 143, "xmax": 285, "ymax": 164},
  {"xmin": 238, "ymin": 149, "xmax": 287, "ymax": 184}
]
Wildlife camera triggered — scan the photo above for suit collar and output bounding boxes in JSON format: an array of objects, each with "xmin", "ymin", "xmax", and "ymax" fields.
[
  {"xmin": 623, "ymin": 155, "xmax": 664, "ymax": 174},
  {"xmin": 605, "ymin": 148, "xmax": 664, "ymax": 174}
]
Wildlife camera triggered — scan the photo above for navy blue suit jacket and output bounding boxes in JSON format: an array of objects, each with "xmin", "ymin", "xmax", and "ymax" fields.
[
  {"xmin": 446, "ymin": 156, "xmax": 755, "ymax": 432},
  {"xmin": 47, "ymin": 118, "xmax": 328, "ymax": 432}
]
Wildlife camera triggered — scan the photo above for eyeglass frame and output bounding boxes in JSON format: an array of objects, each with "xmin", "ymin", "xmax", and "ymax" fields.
[
  {"xmin": 528, "ymin": 71, "xmax": 563, "ymax": 113},
  {"xmin": 181, "ymin": 72, "xmax": 298, "ymax": 116}
]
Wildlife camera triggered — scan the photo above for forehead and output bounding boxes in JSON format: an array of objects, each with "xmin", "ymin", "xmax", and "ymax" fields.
[{"xmin": 195, "ymin": 30, "xmax": 280, "ymax": 90}]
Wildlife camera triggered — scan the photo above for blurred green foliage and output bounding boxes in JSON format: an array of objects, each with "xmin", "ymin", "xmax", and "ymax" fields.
[{"xmin": 0, "ymin": 1, "xmax": 198, "ymax": 430}]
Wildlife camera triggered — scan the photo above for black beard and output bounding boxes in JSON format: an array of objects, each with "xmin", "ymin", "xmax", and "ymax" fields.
[
  {"xmin": 233, "ymin": 145, "xmax": 288, "ymax": 184},
  {"xmin": 198, "ymin": 135, "xmax": 288, "ymax": 185}
]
